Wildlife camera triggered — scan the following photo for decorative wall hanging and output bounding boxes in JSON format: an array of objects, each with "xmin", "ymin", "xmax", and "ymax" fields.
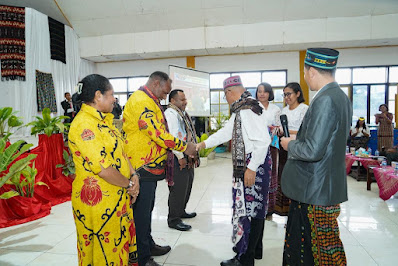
[
  {"xmin": 0, "ymin": 5, "xmax": 26, "ymax": 81},
  {"xmin": 48, "ymin": 17, "xmax": 66, "ymax": 64},
  {"xmin": 36, "ymin": 70, "xmax": 57, "ymax": 112}
]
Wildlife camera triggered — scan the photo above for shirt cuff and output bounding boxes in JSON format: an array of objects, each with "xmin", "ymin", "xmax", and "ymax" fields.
[{"xmin": 173, "ymin": 150, "xmax": 184, "ymax": 160}]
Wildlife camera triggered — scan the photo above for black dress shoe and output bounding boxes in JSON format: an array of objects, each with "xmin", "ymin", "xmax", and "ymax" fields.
[
  {"xmin": 220, "ymin": 258, "xmax": 243, "ymax": 266},
  {"xmin": 168, "ymin": 221, "xmax": 192, "ymax": 231},
  {"xmin": 150, "ymin": 244, "xmax": 171, "ymax": 256},
  {"xmin": 181, "ymin": 212, "xmax": 197, "ymax": 218}
]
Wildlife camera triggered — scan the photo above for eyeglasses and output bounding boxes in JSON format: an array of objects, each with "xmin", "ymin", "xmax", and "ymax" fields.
[{"xmin": 282, "ymin": 92, "xmax": 293, "ymax": 98}]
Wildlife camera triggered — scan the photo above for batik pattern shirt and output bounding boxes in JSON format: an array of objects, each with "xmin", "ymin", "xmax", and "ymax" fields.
[
  {"xmin": 68, "ymin": 104, "xmax": 137, "ymax": 266},
  {"xmin": 123, "ymin": 90, "xmax": 187, "ymax": 175}
]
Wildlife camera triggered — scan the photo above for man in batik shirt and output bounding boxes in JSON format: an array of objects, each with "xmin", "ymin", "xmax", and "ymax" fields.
[{"xmin": 123, "ymin": 71, "xmax": 196, "ymax": 266}]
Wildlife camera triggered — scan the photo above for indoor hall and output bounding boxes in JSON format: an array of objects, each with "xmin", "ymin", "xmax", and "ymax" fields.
[{"xmin": 1, "ymin": 0, "xmax": 398, "ymax": 266}]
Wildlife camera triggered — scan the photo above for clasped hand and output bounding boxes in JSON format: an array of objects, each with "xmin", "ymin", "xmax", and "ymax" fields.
[{"xmin": 127, "ymin": 174, "xmax": 139, "ymax": 203}]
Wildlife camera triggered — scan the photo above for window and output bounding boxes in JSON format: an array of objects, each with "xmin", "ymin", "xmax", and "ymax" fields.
[
  {"xmin": 336, "ymin": 68, "xmax": 352, "ymax": 85},
  {"xmin": 110, "ymin": 78, "xmax": 127, "ymax": 93},
  {"xmin": 353, "ymin": 67, "xmax": 387, "ymax": 84},
  {"xmin": 109, "ymin": 76, "xmax": 149, "ymax": 107},
  {"xmin": 209, "ymin": 70, "xmax": 287, "ymax": 131},
  {"xmin": 337, "ymin": 66, "xmax": 397, "ymax": 125}
]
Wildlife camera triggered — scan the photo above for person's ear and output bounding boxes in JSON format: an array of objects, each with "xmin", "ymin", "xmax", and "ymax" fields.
[{"xmin": 94, "ymin": 90, "xmax": 102, "ymax": 103}]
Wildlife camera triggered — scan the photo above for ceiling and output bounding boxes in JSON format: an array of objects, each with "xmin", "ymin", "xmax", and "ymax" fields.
[
  {"xmin": 1, "ymin": 0, "xmax": 398, "ymax": 62},
  {"xmin": 2, "ymin": 0, "xmax": 398, "ymax": 37}
]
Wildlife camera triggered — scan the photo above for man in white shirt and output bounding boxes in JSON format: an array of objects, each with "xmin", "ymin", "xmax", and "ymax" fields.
[
  {"xmin": 164, "ymin": 89, "xmax": 199, "ymax": 231},
  {"xmin": 197, "ymin": 76, "xmax": 271, "ymax": 266}
]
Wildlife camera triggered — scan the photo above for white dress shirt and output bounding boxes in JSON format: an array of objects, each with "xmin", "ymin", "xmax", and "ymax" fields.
[
  {"xmin": 351, "ymin": 126, "xmax": 370, "ymax": 138},
  {"xmin": 164, "ymin": 108, "xmax": 186, "ymax": 159},
  {"xmin": 204, "ymin": 107, "xmax": 271, "ymax": 172}
]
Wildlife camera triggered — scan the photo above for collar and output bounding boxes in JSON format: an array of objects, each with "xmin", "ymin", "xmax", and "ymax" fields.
[
  {"xmin": 80, "ymin": 103, "xmax": 113, "ymax": 123},
  {"xmin": 312, "ymin": 81, "xmax": 338, "ymax": 101},
  {"xmin": 143, "ymin": 85, "xmax": 159, "ymax": 103}
]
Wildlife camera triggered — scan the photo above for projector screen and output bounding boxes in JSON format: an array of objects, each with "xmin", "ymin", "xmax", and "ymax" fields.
[{"xmin": 168, "ymin": 65, "xmax": 210, "ymax": 117}]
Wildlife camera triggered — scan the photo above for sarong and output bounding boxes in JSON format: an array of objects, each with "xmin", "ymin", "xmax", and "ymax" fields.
[
  {"xmin": 232, "ymin": 151, "xmax": 271, "ymax": 257},
  {"xmin": 283, "ymin": 200, "xmax": 346, "ymax": 266}
]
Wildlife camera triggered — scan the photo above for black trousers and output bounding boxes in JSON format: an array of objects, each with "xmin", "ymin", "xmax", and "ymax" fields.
[
  {"xmin": 133, "ymin": 180, "xmax": 157, "ymax": 266},
  {"xmin": 239, "ymin": 218, "xmax": 265, "ymax": 266},
  {"xmin": 168, "ymin": 157, "xmax": 194, "ymax": 226}
]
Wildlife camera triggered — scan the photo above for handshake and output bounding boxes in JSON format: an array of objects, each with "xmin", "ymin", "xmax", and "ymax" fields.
[{"xmin": 183, "ymin": 142, "xmax": 207, "ymax": 157}]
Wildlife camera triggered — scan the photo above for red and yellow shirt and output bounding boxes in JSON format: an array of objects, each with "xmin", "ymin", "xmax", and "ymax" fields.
[{"xmin": 123, "ymin": 89, "xmax": 187, "ymax": 176}]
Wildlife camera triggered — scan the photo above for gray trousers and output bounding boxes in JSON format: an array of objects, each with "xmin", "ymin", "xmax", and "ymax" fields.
[{"xmin": 167, "ymin": 156, "xmax": 194, "ymax": 226}]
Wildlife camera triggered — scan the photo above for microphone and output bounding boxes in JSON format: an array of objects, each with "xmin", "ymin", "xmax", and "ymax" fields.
[{"xmin": 280, "ymin": 114, "xmax": 290, "ymax": 137}]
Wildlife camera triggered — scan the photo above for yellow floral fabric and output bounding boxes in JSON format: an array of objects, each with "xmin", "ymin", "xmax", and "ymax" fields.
[
  {"xmin": 68, "ymin": 104, "xmax": 137, "ymax": 266},
  {"xmin": 123, "ymin": 89, "xmax": 186, "ymax": 175}
]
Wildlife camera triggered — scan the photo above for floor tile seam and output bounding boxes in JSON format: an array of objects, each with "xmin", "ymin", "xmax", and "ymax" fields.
[
  {"xmin": 44, "ymin": 230, "xmax": 76, "ymax": 255},
  {"xmin": 190, "ymin": 168, "xmax": 217, "ymax": 212},
  {"xmin": 162, "ymin": 231, "xmax": 184, "ymax": 265},
  {"xmin": 0, "ymin": 248, "xmax": 44, "ymax": 266}
]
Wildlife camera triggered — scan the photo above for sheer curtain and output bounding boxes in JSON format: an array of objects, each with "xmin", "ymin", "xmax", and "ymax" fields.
[{"xmin": 0, "ymin": 8, "xmax": 96, "ymax": 137}]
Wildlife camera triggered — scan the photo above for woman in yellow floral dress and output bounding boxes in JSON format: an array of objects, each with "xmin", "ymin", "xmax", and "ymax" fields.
[{"xmin": 68, "ymin": 74, "xmax": 139, "ymax": 266}]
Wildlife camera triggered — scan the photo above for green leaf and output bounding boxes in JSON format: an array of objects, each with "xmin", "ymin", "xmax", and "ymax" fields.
[
  {"xmin": 0, "ymin": 140, "xmax": 25, "ymax": 172},
  {"xmin": 35, "ymin": 181, "xmax": 49, "ymax": 189},
  {"xmin": 8, "ymin": 115, "xmax": 23, "ymax": 127},
  {"xmin": 0, "ymin": 107, "xmax": 12, "ymax": 121},
  {"xmin": 0, "ymin": 190, "xmax": 19, "ymax": 199},
  {"xmin": 0, "ymin": 154, "xmax": 37, "ymax": 188}
]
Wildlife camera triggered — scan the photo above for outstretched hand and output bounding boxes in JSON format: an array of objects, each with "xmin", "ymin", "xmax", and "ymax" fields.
[
  {"xmin": 184, "ymin": 142, "xmax": 197, "ymax": 157},
  {"xmin": 196, "ymin": 142, "xmax": 206, "ymax": 151}
]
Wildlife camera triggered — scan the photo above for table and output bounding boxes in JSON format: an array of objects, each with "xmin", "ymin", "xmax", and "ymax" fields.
[
  {"xmin": 345, "ymin": 154, "xmax": 380, "ymax": 181},
  {"xmin": 373, "ymin": 166, "xmax": 398, "ymax": 200},
  {"xmin": 367, "ymin": 166, "xmax": 377, "ymax": 191}
]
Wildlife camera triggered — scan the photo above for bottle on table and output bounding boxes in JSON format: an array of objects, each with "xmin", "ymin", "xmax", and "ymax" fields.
[
  {"xmin": 381, "ymin": 159, "xmax": 387, "ymax": 170},
  {"xmin": 375, "ymin": 149, "xmax": 380, "ymax": 156},
  {"xmin": 368, "ymin": 147, "xmax": 372, "ymax": 156}
]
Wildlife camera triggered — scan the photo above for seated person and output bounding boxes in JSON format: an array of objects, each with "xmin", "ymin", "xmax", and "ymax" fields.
[
  {"xmin": 380, "ymin": 146, "xmax": 398, "ymax": 165},
  {"xmin": 349, "ymin": 117, "xmax": 370, "ymax": 150}
]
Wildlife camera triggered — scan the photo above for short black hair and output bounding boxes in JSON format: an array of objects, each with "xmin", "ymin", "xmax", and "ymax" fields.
[
  {"xmin": 304, "ymin": 64, "xmax": 336, "ymax": 76},
  {"xmin": 284, "ymin": 82, "xmax": 305, "ymax": 104},
  {"xmin": 169, "ymin": 89, "xmax": 184, "ymax": 102},
  {"xmin": 64, "ymin": 92, "xmax": 70, "ymax": 97},
  {"xmin": 256, "ymin": 82, "xmax": 274, "ymax": 101},
  {"xmin": 76, "ymin": 74, "xmax": 112, "ymax": 103},
  {"xmin": 149, "ymin": 71, "xmax": 170, "ymax": 83}
]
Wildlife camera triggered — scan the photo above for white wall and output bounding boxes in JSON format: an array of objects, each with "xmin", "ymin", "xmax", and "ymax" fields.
[
  {"xmin": 195, "ymin": 51, "xmax": 300, "ymax": 83},
  {"xmin": 96, "ymin": 57, "xmax": 186, "ymax": 78},
  {"xmin": 96, "ymin": 46, "xmax": 398, "ymax": 84},
  {"xmin": 339, "ymin": 46, "xmax": 398, "ymax": 67}
]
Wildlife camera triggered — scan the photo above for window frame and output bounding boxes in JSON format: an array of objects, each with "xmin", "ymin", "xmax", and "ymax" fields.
[{"xmin": 336, "ymin": 65, "xmax": 398, "ymax": 125}]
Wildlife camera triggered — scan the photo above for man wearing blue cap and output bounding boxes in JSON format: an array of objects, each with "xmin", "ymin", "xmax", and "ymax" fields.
[{"xmin": 281, "ymin": 48, "xmax": 352, "ymax": 265}]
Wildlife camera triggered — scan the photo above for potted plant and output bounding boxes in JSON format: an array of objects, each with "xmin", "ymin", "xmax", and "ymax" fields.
[
  {"xmin": 0, "ymin": 107, "xmax": 24, "ymax": 139},
  {"xmin": 210, "ymin": 113, "xmax": 230, "ymax": 153},
  {"xmin": 0, "ymin": 136, "xmax": 44, "ymax": 199},
  {"xmin": 56, "ymin": 149, "xmax": 75, "ymax": 178},
  {"xmin": 196, "ymin": 133, "xmax": 217, "ymax": 167},
  {"xmin": 27, "ymin": 108, "xmax": 70, "ymax": 181},
  {"xmin": 27, "ymin": 108, "xmax": 69, "ymax": 137}
]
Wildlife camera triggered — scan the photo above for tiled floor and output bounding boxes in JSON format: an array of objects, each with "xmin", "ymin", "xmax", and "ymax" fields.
[{"xmin": 1, "ymin": 154, "xmax": 398, "ymax": 265}]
